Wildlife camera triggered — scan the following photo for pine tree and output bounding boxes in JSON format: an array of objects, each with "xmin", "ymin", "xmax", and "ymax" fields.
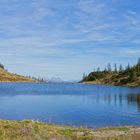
[
  {"xmin": 83, "ymin": 73, "xmax": 86, "ymax": 80},
  {"xmin": 104, "ymin": 66, "xmax": 107, "ymax": 73},
  {"xmin": 107, "ymin": 63, "xmax": 112, "ymax": 73},
  {"xmin": 126, "ymin": 63, "xmax": 130, "ymax": 70},
  {"xmin": 137, "ymin": 57, "xmax": 140, "ymax": 65},
  {"xmin": 136, "ymin": 58, "xmax": 140, "ymax": 76},
  {"xmin": 119, "ymin": 64, "xmax": 123, "ymax": 73},
  {"xmin": 114, "ymin": 64, "xmax": 117, "ymax": 73},
  {"xmin": 0, "ymin": 63, "xmax": 4, "ymax": 69},
  {"xmin": 97, "ymin": 67, "xmax": 100, "ymax": 72},
  {"xmin": 129, "ymin": 69, "xmax": 137, "ymax": 81}
]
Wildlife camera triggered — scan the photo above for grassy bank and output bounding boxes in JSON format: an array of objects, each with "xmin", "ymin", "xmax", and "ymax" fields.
[
  {"xmin": 82, "ymin": 81, "xmax": 140, "ymax": 87},
  {"xmin": 0, "ymin": 120, "xmax": 139, "ymax": 140},
  {"xmin": 0, "ymin": 68, "xmax": 36, "ymax": 82}
]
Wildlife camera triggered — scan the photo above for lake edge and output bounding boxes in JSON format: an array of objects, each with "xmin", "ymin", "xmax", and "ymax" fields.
[{"xmin": 0, "ymin": 120, "xmax": 140, "ymax": 140}]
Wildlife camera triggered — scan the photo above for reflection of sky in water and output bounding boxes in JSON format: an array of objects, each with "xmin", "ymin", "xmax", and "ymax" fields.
[{"xmin": 0, "ymin": 83, "xmax": 139, "ymax": 128}]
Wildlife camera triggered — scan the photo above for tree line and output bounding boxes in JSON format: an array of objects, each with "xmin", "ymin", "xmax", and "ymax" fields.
[{"xmin": 82, "ymin": 58, "xmax": 140, "ymax": 83}]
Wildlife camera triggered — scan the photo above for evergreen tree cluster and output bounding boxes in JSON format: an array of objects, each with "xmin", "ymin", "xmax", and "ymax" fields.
[
  {"xmin": 0, "ymin": 63, "xmax": 4, "ymax": 69},
  {"xmin": 82, "ymin": 58, "xmax": 140, "ymax": 84},
  {"xmin": 31, "ymin": 76, "xmax": 46, "ymax": 82}
]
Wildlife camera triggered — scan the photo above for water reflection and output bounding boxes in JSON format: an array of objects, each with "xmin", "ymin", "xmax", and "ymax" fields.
[
  {"xmin": 127, "ymin": 94, "xmax": 140, "ymax": 111},
  {"xmin": 103, "ymin": 92, "xmax": 140, "ymax": 112}
]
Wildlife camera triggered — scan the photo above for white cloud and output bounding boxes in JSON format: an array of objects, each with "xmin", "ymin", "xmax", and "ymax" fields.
[
  {"xmin": 78, "ymin": 0, "xmax": 105, "ymax": 14},
  {"xmin": 32, "ymin": 0, "xmax": 55, "ymax": 21}
]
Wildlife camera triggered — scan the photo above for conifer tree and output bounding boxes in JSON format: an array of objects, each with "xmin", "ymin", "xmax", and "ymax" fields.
[
  {"xmin": 126, "ymin": 63, "xmax": 130, "ymax": 70},
  {"xmin": 129, "ymin": 69, "xmax": 137, "ymax": 81},
  {"xmin": 114, "ymin": 64, "xmax": 117, "ymax": 73},
  {"xmin": 119, "ymin": 64, "xmax": 123, "ymax": 72},
  {"xmin": 137, "ymin": 57, "xmax": 140, "ymax": 65},
  {"xmin": 0, "ymin": 63, "xmax": 4, "ymax": 69},
  {"xmin": 97, "ymin": 67, "xmax": 100, "ymax": 72},
  {"xmin": 104, "ymin": 67, "xmax": 107, "ymax": 73},
  {"xmin": 107, "ymin": 63, "xmax": 112, "ymax": 73},
  {"xmin": 83, "ymin": 73, "xmax": 86, "ymax": 80}
]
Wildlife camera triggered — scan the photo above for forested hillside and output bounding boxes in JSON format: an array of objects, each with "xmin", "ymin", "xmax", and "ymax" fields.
[{"xmin": 81, "ymin": 58, "xmax": 140, "ymax": 87}]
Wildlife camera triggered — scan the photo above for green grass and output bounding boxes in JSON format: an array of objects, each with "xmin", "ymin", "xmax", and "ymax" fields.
[{"xmin": 0, "ymin": 120, "xmax": 139, "ymax": 140}]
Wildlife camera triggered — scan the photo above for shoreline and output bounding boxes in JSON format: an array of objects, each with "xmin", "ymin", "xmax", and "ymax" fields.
[
  {"xmin": 0, "ymin": 81, "xmax": 140, "ymax": 87},
  {"xmin": 0, "ymin": 120, "xmax": 139, "ymax": 140},
  {"xmin": 81, "ymin": 81, "xmax": 140, "ymax": 88},
  {"xmin": 0, "ymin": 81, "xmax": 39, "ymax": 83}
]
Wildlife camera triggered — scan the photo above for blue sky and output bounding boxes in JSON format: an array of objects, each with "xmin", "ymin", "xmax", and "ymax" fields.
[{"xmin": 0, "ymin": 0, "xmax": 140, "ymax": 81}]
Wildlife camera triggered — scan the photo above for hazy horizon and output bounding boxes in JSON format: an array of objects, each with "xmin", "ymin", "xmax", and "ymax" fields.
[{"xmin": 0, "ymin": 0, "xmax": 140, "ymax": 81}]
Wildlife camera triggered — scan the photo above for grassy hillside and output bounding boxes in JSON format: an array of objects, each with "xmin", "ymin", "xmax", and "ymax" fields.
[
  {"xmin": 81, "ymin": 58, "xmax": 140, "ymax": 87},
  {"xmin": 0, "ymin": 120, "xmax": 139, "ymax": 140},
  {"xmin": 0, "ymin": 67, "xmax": 36, "ymax": 82}
]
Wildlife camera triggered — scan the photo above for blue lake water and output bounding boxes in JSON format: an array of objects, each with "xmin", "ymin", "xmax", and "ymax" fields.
[{"xmin": 0, "ymin": 83, "xmax": 140, "ymax": 128}]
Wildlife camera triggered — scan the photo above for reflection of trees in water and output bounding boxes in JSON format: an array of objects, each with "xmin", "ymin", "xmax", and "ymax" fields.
[
  {"xmin": 127, "ymin": 94, "xmax": 140, "ymax": 111},
  {"xmin": 103, "ymin": 94, "xmax": 123, "ymax": 106},
  {"xmin": 103, "ymin": 93, "xmax": 140, "ymax": 111}
]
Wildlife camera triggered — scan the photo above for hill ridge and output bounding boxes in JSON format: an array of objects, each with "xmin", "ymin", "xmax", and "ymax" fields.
[
  {"xmin": 81, "ymin": 58, "xmax": 140, "ymax": 87},
  {"xmin": 0, "ymin": 65, "xmax": 36, "ymax": 82}
]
